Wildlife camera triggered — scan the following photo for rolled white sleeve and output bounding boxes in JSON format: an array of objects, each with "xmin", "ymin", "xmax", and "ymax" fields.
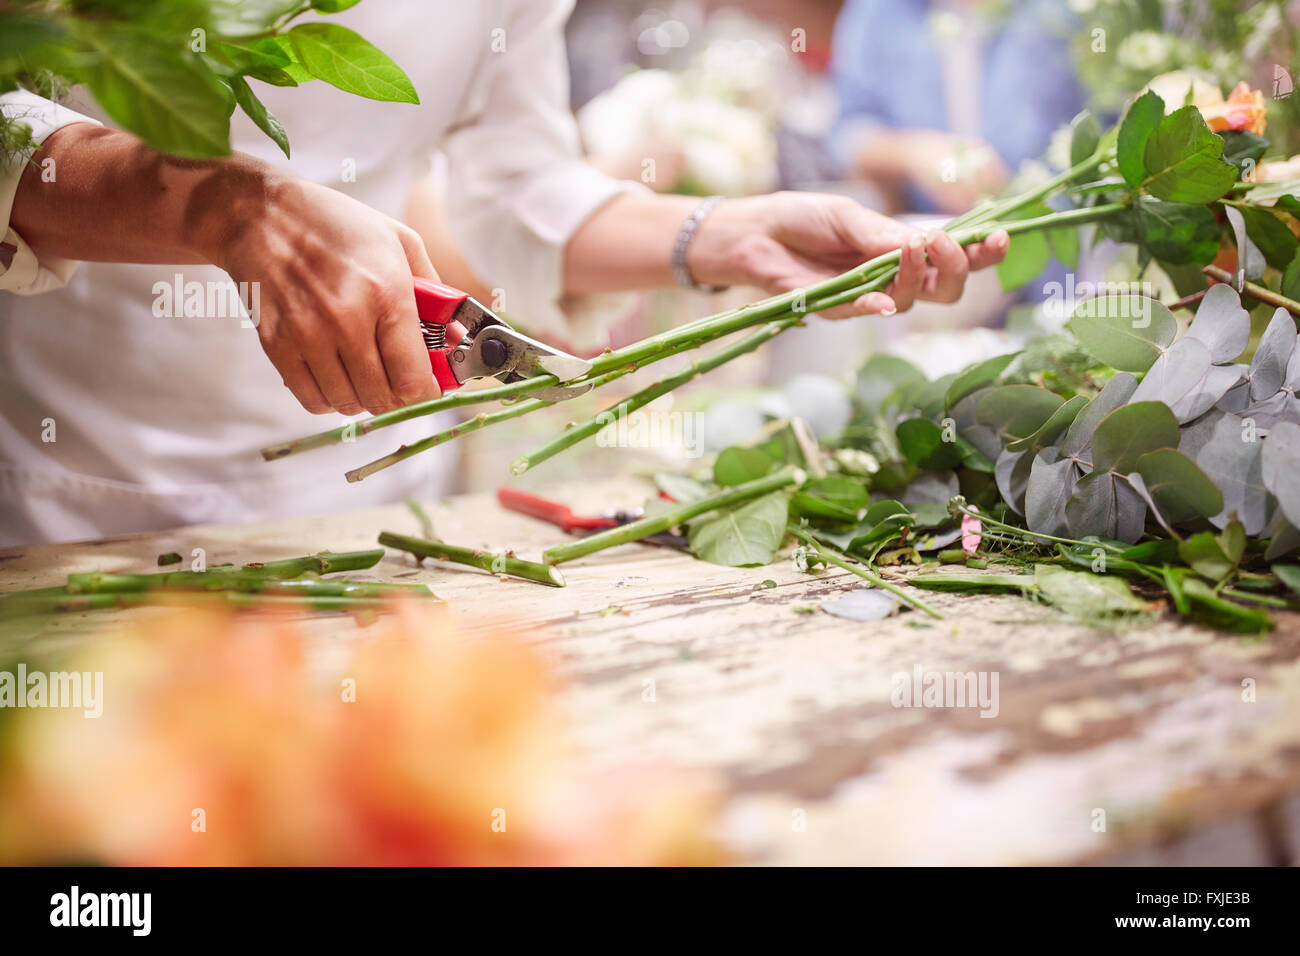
[
  {"xmin": 0, "ymin": 90, "xmax": 101, "ymax": 295},
  {"xmin": 440, "ymin": 0, "xmax": 645, "ymax": 346}
]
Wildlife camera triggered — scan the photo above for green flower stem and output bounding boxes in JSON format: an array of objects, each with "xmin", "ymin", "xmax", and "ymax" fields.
[
  {"xmin": 0, "ymin": 587, "xmax": 427, "ymax": 618},
  {"xmin": 789, "ymin": 525, "xmax": 943, "ymax": 619},
  {"xmin": 514, "ymin": 316, "xmax": 803, "ymax": 475},
  {"xmin": 543, "ymin": 466, "xmax": 805, "ymax": 565},
  {"xmin": 945, "ymin": 149, "xmax": 1111, "ymax": 232},
  {"xmin": 62, "ymin": 572, "xmax": 431, "ymax": 599},
  {"xmin": 258, "ymin": 377, "xmax": 562, "ymax": 460},
  {"xmin": 51, "ymin": 549, "xmax": 385, "ymax": 596},
  {"xmin": 378, "ymin": 530, "xmax": 566, "ymax": 587}
]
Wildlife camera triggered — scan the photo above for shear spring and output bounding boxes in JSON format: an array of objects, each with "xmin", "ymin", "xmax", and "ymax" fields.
[{"xmin": 420, "ymin": 321, "xmax": 446, "ymax": 351}]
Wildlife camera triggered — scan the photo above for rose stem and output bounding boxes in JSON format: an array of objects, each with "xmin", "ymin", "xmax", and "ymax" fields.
[
  {"xmin": 543, "ymin": 466, "xmax": 805, "ymax": 565},
  {"xmin": 378, "ymin": 530, "xmax": 566, "ymax": 587}
]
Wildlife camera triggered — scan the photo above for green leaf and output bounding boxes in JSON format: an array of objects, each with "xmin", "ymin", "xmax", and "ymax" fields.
[
  {"xmin": 996, "ymin": 229, "xmax": 1052, "ymax": 290},
  {"xmin": 1217, "ymin": 130, "xmax": 1269, "ymax": 174},
  {"xmin": 230, "ymin": 75, "xmax": 289, "ymax": 158},
  {"xmin": 1134, "ymin": 199, "xmax": 1220, "ymax": 265},
  {"xmin": 713, "ymin": 446, "xmax": 772, "ymax": 486},
  {"xmin": 312, "ymin": 0, "xmax": 363, "ymax": 10},
  {"xmin": 1181, "ymin": 578, "xmax": 1273, "ymax": 633},
  {"xmin": 213, "ymin": 38, "xmax": 292, "ymax": 71},
  {"xmin": 1283, "ymin": 250, "xmax": 1300, "ymax": 303},
  {"xmin": 1070, "ymin": 110, "xmax": 1102, "ymax": 170},
  {"xmin": 1067, "ymin": 295, "xmax": 1177, "ymax": 372},
  {"xmin": 1141, "ymin": 105, "xmax": 1238, "ymax": 204},
  {"xmin": 77, "ymin": 23, "xmax": 232, "ymax": 158},
  {"xmin": 907, "ymin": 571, "xmax": 1034, "ymax": 593},
  {"xmin": 944, "ymin": 352, "xmax": 1019, "ymax": 409},
  {"xmin": 688, "ymin": 491, "xmax": 789, "ymax": 567},
  {"xmin": 791, "ymin": 476, "xmax": 868, "ymax": 521},
  {"xmin": 1048, "ymin": 225, "xmax": 1080, "ymax": 269},
  {"xmin": 654, "ymin": 472, "xmax": 711, "ymax": 504},
  {"xmin": 1033, "ymin": 564, "xmax": 1146, "ymax": 617},
  {"xmin": 1091, "ymin": 402, "xmax": 1181, "ymax": 473},
  {"xmin": 1132, "ymin": 448, "xmax": 1223, "ymax": 522},
  {"xmin": 1117, "ymin": 90, "xmax": 1165, "ymax": 189},
  {"xmin": 287, "ymin": 22, "xmax": 419, "ymax": 103},
  {"xmin": 1178, "ymin": 526, "xmax": 1240, "ymax": 581},
  {"xmin": 1238, "ymin": 207, "xmax": 1299, "ymax": 271},
  {"xmin": 854, "ymin": 354, "xmax": 927, "ymax": 414},
  {"xmin": 1272, "ymin": 564, "xmax": 1300, "ymax": 596},
  {"xmin": 896, "ymin": 418, "xmax": 963, "ymax": 470}
]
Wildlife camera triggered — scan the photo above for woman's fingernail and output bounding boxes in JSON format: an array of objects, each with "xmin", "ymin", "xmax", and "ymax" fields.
[{"xmin": 881, "ymin": 306, "xmax": 897, "ymax": 315}]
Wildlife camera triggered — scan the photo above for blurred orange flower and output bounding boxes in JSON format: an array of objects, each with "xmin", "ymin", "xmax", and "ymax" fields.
[
  {"xmin": 0, "ymin": 603, "xmax": 724, "ymax": 866},
  {"xmin": 1201, "ymin": 82, "xmax": 1267, "ymax": 136}
]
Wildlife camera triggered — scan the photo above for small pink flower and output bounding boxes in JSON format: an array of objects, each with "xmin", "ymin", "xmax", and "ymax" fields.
[{"xmin": 961, "ymin": 512, "xmax": 982, "ymax": 556}]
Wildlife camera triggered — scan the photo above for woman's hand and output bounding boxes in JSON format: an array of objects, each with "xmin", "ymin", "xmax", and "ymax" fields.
[
  {"xmin": 687, "ymin": 191, "xmax": 1009, "ymax": 319},
  {"xmin": 213, "ymin": 177, "xmax": 443, "ymax": 416}
]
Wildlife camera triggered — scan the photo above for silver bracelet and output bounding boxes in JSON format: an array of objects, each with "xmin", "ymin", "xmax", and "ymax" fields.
[{"xmin": 671, "ymin": 195, "xmax": 728, "ymax": 293}]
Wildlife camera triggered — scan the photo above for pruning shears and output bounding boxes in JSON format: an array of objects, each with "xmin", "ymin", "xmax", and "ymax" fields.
[
  {"xmin": 496, "ymin": 487, "xmax": 688, "ymax": 549},
  {"xmin": 413, "ymin": 278, "xmax": 593, "ymax": 401}
]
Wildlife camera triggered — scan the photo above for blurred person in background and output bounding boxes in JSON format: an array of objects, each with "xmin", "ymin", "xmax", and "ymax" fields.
[{"xmin": 830, "ymin": 0, "xmax": 1085, "ymax": 216}]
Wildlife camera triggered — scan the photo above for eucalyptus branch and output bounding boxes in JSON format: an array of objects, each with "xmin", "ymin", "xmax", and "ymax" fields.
[
  {"xmin": 1202, "ymin": 265, "xmax": 1300, "ymax": 317},
  {"xmin": 543, "ymin": 466, "xmax": 805, "ymax": 565}
]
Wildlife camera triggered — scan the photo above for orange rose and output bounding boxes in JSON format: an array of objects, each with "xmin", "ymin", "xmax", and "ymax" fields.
[
  {"xmin": 1201, "ymin": 82, "xmax": 1267, "ymax": 136},
  {"xmin": 0, "ymin": 603, "xmax": 726, "ymax": 866}
]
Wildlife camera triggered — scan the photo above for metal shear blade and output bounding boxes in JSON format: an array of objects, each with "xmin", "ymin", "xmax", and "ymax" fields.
[{"xmin": 456, "ymin": 327, "xmax": 593, "ymax": 401}]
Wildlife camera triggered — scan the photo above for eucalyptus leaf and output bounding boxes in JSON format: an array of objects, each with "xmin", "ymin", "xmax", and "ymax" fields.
[
  {"xmin": 1023, "ymin": 451, "xmax": 1078, "ymax": 536},
  {"xmin": 1065, "ymin": 470, "xmax": 1147, "ymax": 543},
  {"xmin": 1184, "ymin": 283, "xmax": 1250, "ymax": 363},
  {"xmin": 994, "ymin": 448, "xmax": 1034, "ymax": 516},
  {"xmin": 1091, "ymin": 402, "xmax": 1181, "ymax": 473},
  {"xmin": 1223, "ymin": 206, "xmax": 1267, "ymax": 281},
  {"xmin": 1249, "ymin": 308, "xmax": 1297, "ymax": 401},
  {"xmin": 1261, "ymin": 421, "xmax": 1300, "ymax": 527},
  {"xmin": 975, "ymin": 385, "xmax": 1065, "ymax": 443},
  {"xmin": 1068, "ymin": 295, "xmax": 1176, "ymax": 372},
  {"xmin": 1131, "ymin": 447, "xmax": 1224, "ymax": 523},
  {"xmin": 688, "ymin": 491, "xmax": 788, "ymax": 567},
  {"xmin": 1060, "ymin": 373, "xmax": 1139, "ymax": 459},
  {"xmin": 1168, "ymin": 363, "xmax": 1244, "ymax": 424},
  {"xmin": 820, "ymin": 589, "xmax": 900, "ymax": 622},
  {"xmin": 1128, "ymin": 336, "xmax": 1212, "ymax": 411},
  {"xmin": 1006, "ymin": 395, "xmax": 1087, "ymax": 453},
  {"xmin": 1192, "ymin": 412, "xmax": 1270, "ymax": 534}
]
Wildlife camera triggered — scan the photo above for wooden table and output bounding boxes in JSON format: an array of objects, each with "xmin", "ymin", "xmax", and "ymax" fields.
[{"xmin": 4, "ymin": 479, "xmax": 1300, "ymax": 865}]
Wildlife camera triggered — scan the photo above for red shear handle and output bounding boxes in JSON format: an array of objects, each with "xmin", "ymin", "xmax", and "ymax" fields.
[
  {"xmin": 414, "ymin": 277, "xmax": 471, "ymax": 392},
  {"xmin": 412, "ymin": 277, "xmax": 469, "ymax": 325},
  {"xmin": 496, "ymin": 487, "xmax": 616, "ymax": 534}
]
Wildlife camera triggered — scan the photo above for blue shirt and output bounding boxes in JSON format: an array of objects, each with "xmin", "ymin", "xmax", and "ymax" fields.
[{"xmin": 831, "ymin": 0, "xmax": 1085, "ymax": 213}]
